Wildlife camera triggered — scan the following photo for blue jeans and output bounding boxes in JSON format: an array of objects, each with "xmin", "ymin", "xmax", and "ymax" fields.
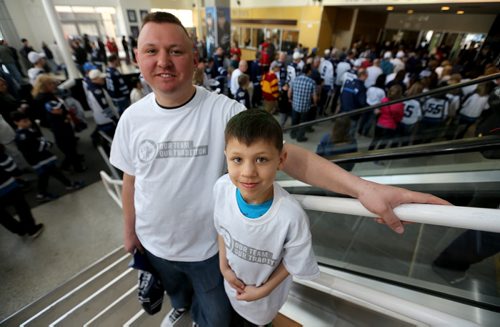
[{"xmin": 145, "ymin": 251, "xmax": 232, "ymax": 327}]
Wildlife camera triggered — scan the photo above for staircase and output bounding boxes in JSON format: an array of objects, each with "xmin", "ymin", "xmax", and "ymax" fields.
[{"xmin": 0, "ymin": 247, "xmax": 189, "ymax": 327}]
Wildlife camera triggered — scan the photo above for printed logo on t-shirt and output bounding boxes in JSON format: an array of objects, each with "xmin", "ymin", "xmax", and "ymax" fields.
[
  {"xmin": 219, "ymin": 226, "xmax": 277, "ymax": 266},
  {"xmin": 138, "ymin": 139, "xmax": 208, "ymax": 162}
]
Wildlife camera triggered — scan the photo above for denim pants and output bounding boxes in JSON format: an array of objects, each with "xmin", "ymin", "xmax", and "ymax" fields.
[{"xmin": 145, "ymin": 250, "xmax": 232, "ymax": 327}]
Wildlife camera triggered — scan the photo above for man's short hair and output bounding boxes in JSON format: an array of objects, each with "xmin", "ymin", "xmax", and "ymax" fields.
[
  {"xmin": 11, "ymin": 111, "xmax": 28, "ymax": 122},
  {"xmin": 225, "ymin": 110, "xmax": 283, "ymax": 152},
  {"xmin": 141, "ymin": 11, "xmax": 190, "ymax": 37}
]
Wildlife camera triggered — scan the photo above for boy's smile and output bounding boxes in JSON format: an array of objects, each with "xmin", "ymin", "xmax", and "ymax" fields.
[{"xmin": 225, "ymin": 138, "xmax": 286, "ymax": 205}]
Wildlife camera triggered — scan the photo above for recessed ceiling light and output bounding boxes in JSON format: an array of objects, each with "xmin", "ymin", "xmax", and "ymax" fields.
[
  {"xmin": 386, "ymin": 6, "xmax": 394, "ymax": 11},
  {"xmin": 441, "ymin": 6, "xmax": 450, "ymax": 11},
  {"xmin": 407, "ymin": 9, "xmax": 414, "ymax": 14},
  {"xmin": 457, "ymin": 10, "xmax": 465, "ymax": 15}
]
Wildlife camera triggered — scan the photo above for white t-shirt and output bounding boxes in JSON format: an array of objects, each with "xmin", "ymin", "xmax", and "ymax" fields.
[
  {"xmin": 110, "ymin": 86, "xmax": 245, "ymax": 261},
  {"xmin": 319, "ymin": 59, "xmax": 334, "ymax": 87},
  {"xmin": 230, "ymin": 68, "xmax": 243, "ymax": 96},
  {"xmin": 335, "ymin": 61, "xmax": 351, "ymax": 86},
  {"xmin": 365, "ymin": 65, "xmax": 382, "ymax": 88},
  {"xmin": 213, "ymin": 175, "xmax": 320, "ymax": 326},
  {"xmin": 28, "ymin": 67, "xmax": 45, "ymax": 85},
  {"xmin": 459, "ymin": 93, "xmax": 489, "ymax": 119},
  {"xmin": 401, "ymin": 99, "xmax": 422, "ymax": 126},
  {"xmin": 366, "ymin": 86, "xmax": 385, "ymax": 106}
]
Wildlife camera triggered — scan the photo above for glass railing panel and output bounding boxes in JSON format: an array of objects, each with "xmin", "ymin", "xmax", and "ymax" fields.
[
  {"xmin": 283, "ymin": 183, "xmax": 500, "ymax": 311},
  {"xmin": 282, "ymin": 74, "xmax": 499, "ymax": 165}
]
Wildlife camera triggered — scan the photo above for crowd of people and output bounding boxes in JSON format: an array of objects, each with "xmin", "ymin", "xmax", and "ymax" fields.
[
  {"xmin": 0, "ymin": 32, "xmax": 145, "ymax": 240},
  {"xmin": 191, "ymin": 35, "xmax": 499, "ymax": 157}
]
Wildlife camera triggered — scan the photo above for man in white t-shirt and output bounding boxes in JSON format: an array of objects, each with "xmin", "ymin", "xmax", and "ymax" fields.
[
  {"xmin": 230, "ymin": 60, "xmax": 248, "ymax": 97},
  {"xmin": 110, "ymin": 11, "xmax": 449, "ymax": 327}
]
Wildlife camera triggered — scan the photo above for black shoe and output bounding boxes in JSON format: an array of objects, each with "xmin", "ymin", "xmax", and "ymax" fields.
[
  {"xmin": 296, "ymin": 137, "xmax": 308, "ymax": 142},
  {"xmin": 36, "ymin": 193, "xmax": 59, "ymax": 202},
  {"xmin": 306, "ymin": 127, "xmax": 315, "ymax": 133},
  {"xmin": 74, "ymin": 165, "xmax": 88, "ymax": 173},
  {"xmin": 28, "ymin": 224, "xmax": 44, "ymax": 239},
  {"xmin": 66, "ymin": 181, "xmax": 85, "ymax": 191}
]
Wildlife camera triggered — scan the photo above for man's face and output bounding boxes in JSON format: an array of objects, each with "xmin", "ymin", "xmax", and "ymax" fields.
[
  {"xmin": 16, "ymin": 118, "xmax": 32, "ymax": 129},
  {"xmin": 225, "ymin": 138, "xmax": 286, "ymax": 204},
  {"xmin": 135, "ymin": 22, "xmax": 196, "ymax": 105},
  {"xmin": 0, "ymin": 80, "xmax": 7, "ymax": 93}
]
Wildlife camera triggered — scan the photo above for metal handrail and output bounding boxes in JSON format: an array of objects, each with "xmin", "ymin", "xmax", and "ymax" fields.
[
  {"xmin": 326, "ymin": 135, "xmax": 500, "ymax": 163},
  {"xmin": 99, "ymin": 171, "xmax": 500, "ymax": 233},
  {"xmin": 283, "ymin": 72, "xmax": 500, "ymax": 131}
]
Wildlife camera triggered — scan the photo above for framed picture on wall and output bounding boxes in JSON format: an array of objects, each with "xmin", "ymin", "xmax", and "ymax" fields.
[
  {"xmin": 130, "ymin": 25, "xmax": 140, "ymax": 38},
  {"xmin": 127, "ymin": 9, "xmax": 137, "ymax": 23},
  {"xmin": 140, "ymin": 10, "xmax": 149, "ymax": 21}
]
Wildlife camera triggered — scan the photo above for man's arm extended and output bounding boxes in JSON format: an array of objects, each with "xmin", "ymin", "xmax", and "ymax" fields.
[
  {"xmin": 282, "ymin": 143, "xmax": 450, "ymax": 233},
  {"xmin": 122, "ymin": 173, "xmax": 143, "ymax": 253}
]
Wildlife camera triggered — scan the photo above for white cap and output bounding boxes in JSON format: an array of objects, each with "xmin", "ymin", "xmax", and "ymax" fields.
[
  {"xmin": 383, "ymin": 51, "xmax": 392, "ymax": 59},
  {"xmin": 396, "ymin": 50, "xmax": 405, "ymax": 58},
  {"xmin": 324, "ymin": 49, "xmax": 331, "ymax": 56},
  {"xmin": 88, "ymin": 69, "xmax": 106, "ymax": 80},
  {"xmin": 28, "ymin": 51, "xmax": 45, "ymax": 64},
  {"xmin": 292, "ymin": 51, "xmax": 303, "ymax": 60}
]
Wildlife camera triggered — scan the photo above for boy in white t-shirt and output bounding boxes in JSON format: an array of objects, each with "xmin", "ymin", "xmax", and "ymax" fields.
[{"xmin": 214, "ymin": 110, "xmax": 320, "ymax": 326}]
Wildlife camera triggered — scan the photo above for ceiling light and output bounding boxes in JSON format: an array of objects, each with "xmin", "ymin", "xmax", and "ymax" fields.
[
  {"xmin": 387, "ymin": 6, "xmax": 394, "ymax": 11},
  {"xmin": 457, "ymin": 10, "xmax": 465, "ymax": 15},
  {"xmin": 441, "ymin": 6, "xmax": 450, "ymax": 11},
  {"xmin": 407, "ymin": 9, "xmax": 414, "ymax": 14}
]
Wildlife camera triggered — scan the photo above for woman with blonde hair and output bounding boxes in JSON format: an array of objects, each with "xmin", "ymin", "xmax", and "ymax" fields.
[{"xmin": 31, "ymin": 74, "xmax": 86, "ymax": 172}]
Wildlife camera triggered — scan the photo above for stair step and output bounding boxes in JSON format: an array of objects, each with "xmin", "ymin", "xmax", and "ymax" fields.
[
  {"xmin": 1, "ymin": 247, "xmax": 129, "ymax": 327},
  {"xmin": 83, "ymin": 285, "xmax": 139, "ymax": 326},
  {"xmin": 10, "ymin": 249, "xmax": 131, "ymax": 326},
  {"xmin": 50, "ymin": 269, "xmax": 137, "ymax": 326}
]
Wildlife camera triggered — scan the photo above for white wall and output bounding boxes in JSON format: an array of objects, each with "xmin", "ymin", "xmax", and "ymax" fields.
[{"xmin": 386, "ymin": 13, "xmax": 496, "ymax": 34}]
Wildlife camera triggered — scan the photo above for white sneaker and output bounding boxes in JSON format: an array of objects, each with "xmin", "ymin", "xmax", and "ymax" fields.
[{"xmin": 164, "ymin": 308, "xmax": 186, "ymax": 326}]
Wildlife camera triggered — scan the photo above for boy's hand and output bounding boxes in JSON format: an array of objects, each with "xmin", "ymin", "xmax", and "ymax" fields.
[
  {"xmin": 236, "ymin": 285, "xmax": 268, "ymax": 302},
  {"xmin": 222, "ymin": 267, "xmax": 245, "ymax": 293}
]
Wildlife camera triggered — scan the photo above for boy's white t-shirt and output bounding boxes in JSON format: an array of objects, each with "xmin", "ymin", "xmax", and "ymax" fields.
[
  {"xmin": 459, "ymin": 93, "xmax": 489, "ymax": 119},
  {"xmin": 110, "ymin": 86, "xmax": 245, "ymax": 261},
  {"xmin": 213, "ymin": 174, "xmax": 320, "ymax": 325}
]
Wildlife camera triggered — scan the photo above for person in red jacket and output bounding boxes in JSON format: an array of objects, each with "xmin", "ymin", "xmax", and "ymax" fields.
[
  {"xmin": 369, "ymin": 85, "xmax": 404, "ymax": 151},
  {"xmin": 260, "ymin": 64, "xmax": 279, "ymax": 114}
]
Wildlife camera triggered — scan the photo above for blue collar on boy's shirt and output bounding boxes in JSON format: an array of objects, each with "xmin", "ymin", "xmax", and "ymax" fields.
[{"xmin": 235, "ymin": 189, "xmax": 272, "ymax": 219}]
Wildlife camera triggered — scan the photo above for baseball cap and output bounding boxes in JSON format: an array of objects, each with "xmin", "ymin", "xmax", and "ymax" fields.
[
  {"xmin": 88, "ymin": 69, "xmax": 106, "ymax": 80},
  {"xmin": 45, "ymin": 100, "xmax": 63, "ymax": 112},
  {"xmin": 83, "ymin": 62, "xmax": 97, "ymax": 73},
  {"xmin": 324, "ymin": 49, "xmax": 331, "ymax": 56},
  {"xmin": 396, "ymin": 50, "xmax": 405, "ymax": 58},
  {"xmin": 28, "ymin": 51, "xmax": 46, "ymax": 64},
  {"xmin": 292, "ymin": 52, "xmax": 303, "ymax": 60},
  {"xmin": 383, "ymin": 51, "xmax": 392, "ymax": 59}
]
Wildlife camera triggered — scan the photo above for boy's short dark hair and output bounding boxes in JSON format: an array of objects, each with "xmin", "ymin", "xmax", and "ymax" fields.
[
  {"xmin": 238, "ymin": 74, "xmax": 249, "ymax": 88},
  {"xmin": 141, "ymin": 11, "xmax": 189, "ymax": 37},
  {"xmin": 225, "ymin": 110, "xmax": 283, "ymax": 152},
  {"xmin": 11, "ymin": 111, "xmax": 28, "ymax": 122},
  {"xmin": 108, "ymin": 54, "xmax": 118, "ymax": 63}
]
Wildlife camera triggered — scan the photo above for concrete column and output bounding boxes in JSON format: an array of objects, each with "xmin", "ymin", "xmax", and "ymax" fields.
[{"xmin": 41, "ymin": 0, "xmax": 81, "ymax": 80}]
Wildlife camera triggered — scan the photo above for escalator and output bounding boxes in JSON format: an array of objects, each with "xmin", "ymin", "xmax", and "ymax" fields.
[{"xmin": 276, "ymin": 74, "xmax": 500, "ymax": 325}]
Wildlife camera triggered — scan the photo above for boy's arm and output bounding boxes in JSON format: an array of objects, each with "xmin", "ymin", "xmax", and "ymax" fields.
[
  {"xmin": 282, "ymin": 143, "xmax": 450, "ymax": 234},
  {"xmin": 122, "ymin": 173, "xmax": 143, "ymax": 253},
  {"xmin": 236, "ymin": 262, "xmax": 289, "ymax": 302},
  {"xmin": 218, "ymin": 235, "xmax": 245, "ymax": 292}
]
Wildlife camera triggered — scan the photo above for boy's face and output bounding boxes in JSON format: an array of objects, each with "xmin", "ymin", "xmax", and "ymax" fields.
[
  {"xmin": 225, "ymin": 137, "xmax": 286, "ymax": 204},
  {"xmin": 16, "ymin": 118, "xmax": 32, "ymax": 129}
]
